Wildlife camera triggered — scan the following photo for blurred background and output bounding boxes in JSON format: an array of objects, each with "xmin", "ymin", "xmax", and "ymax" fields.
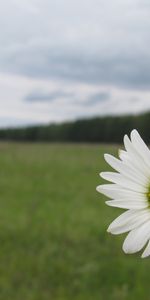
[{"xmin": 0, "ymin": 0, "xmax": 150, "ymax": 299}]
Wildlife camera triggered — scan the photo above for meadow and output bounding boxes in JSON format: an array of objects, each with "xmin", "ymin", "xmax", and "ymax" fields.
[{"xmin": 0, "ymin": 142, "xmax": 149, "ymax": 300}]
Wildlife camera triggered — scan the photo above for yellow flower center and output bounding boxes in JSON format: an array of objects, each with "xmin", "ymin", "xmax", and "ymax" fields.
[{"xmin": 147, "ymin": 188, "xmax": 150, "ymax": 203}]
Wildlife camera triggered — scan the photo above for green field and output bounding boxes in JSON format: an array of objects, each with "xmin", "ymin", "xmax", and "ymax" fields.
[{"xmin": 0, "ymin": 142, "xmax": 149, "ymax": 300}]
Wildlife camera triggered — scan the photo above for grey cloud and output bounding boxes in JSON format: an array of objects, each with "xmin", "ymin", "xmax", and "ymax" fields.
[
  {"xmin": 129, "ymin": 97, "xmax": 140, "ymax": 103},
  {"xmin": 60, "ymin": 91, "xmax": 110, "ymax": 107},
  {"xmin": 2, "ymin": 43, "xmax": 150, "ymax": 90},
  {"xmin": 0, "ymin": 117, "xmax": 38, "ymax": 128},
  {"xmin": 86, "ymin": 92, "xmax": 110, "ymax": 105},
  {"xmin": 25, "ymin": 89, "xmax": 74, "ymax": 102},
  {"xmin": 0, "ymin": 0, "xmax": 150, "ymax": 90}
]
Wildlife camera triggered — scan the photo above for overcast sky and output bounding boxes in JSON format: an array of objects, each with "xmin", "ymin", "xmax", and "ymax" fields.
[{"xmin": 1, "ymin": 0, "xmax": 150, "ymax": 127}]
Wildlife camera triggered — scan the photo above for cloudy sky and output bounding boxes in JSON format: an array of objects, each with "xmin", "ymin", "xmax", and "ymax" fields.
[{"xmin": 1, "ymin": 0, "xmax": 150, "ymax": 127}]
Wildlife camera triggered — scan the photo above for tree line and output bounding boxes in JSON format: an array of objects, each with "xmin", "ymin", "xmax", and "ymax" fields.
[{"xmin": 0, "ymin": 112, "xmax": 150, "ymax": 143}]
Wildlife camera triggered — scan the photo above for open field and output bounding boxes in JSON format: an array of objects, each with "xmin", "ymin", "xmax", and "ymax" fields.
[{"xmin": 0, "ymin": 142, "xmax": 149, "ymax": 300}]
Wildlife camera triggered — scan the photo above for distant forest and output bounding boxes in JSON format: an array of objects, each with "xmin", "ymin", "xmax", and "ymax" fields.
[{"xmin": 0, "ymin": 112, "xmax": 150, "ymax": 143}]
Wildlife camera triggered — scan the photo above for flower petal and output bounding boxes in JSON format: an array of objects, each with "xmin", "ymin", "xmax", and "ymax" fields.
[
  {"xmin": 123, "ymin": 220, "xmax": 150, "ymax": 254},
  {"xmin": 106, "ymin": 199, "xmax": 148, "ymax": 209},
  {"xmin": 121, "ymin": 158, "xmax": 148, "ymax": 184},
  {"xmin": 124, "ymin": 135, "xmax": 150, "ymax": 177},
  {"xmin": 118, "ymin": 148, "xmax": 148, "ymax": 183},
  {"xmin": 118, "ymin": 149, "xmax": 129, "ymax": 161},
  {"xmin": 131, "ymin": 130, "xmax": 150, "ymax": 168},
  {"xmin": 96, "ymin": 184, "xmax": 147, "ymax": 201},
  {"xmin": 108, "ymin": 209, "xmax": 150, "ymax": 235},
  {"xmin": 100, "ymin": 171, "xmax": 147, "ymax": 192},
  {"xmin": 104, "ymin": 153, "xmax": 148, "ymax": 186},
  {"xmin": 141, "ymin": 240, "xmax": 150, "ymax": 258}
]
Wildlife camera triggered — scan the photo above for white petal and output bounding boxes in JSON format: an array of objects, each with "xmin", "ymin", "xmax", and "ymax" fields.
[
  {"xmin": 124, "ymin": 135, "xmax": 150, "ymax": 177},
  {"xmin": 96, "ymin": 184, "xmax": 147, "ymax": 201},
  {"xmin": 123, "ymin": 220, "xmax": 150, "ymax": 254},
  {"xmin": 108, "ymin": 210, "xmax": 134, "ymax": 232},
  {"xmin": 118, "ymin": 147, "xmax": 148, "ymax": 184},
  {"xmin": 106, "ymin": 199, "xmax": 148, "ymax": 209},
  {"xmin": 104, "ymin": 153, "xmax": 148, "ymax": 186},
  {"xmin": 118, "ymin": 149, "xmax": 129, "ymax": 161},
  {"xmin": 108, "ymin": 209, "xmax": 150, "ymax": 235},
  {"xmin": 121, "ymin": 158, "xmax": 148, "ymax": 184},
  {"xmin": 104, "ymin": 154, "xmax": 129, "ymax": 175},
  {"xmin": 141, "ymin": 240, "xmax": 150, "ymax": 258},
  {"xmin": 131, "ymin": 130, "xmax": 150, "ymax": 168},
  {"xmin": 100, "ymin": 171, "xmax": 147, "ymax": 192}
]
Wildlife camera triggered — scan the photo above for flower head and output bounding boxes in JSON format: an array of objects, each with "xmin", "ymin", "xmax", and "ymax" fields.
[{"xmin": 96, "ymin": 129, "xmax": 150, "ymax": 258}]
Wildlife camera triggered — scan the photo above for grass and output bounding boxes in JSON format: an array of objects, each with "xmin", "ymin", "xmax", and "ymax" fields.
[{"xmin": 0, "ymin": 142, "xmax": 149, "ymax": 299}]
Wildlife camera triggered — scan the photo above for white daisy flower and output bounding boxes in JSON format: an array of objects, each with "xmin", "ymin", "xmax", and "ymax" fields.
[{"xmin": 96, "ymin": 129, "xmax": 150, "ymax": 258}]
